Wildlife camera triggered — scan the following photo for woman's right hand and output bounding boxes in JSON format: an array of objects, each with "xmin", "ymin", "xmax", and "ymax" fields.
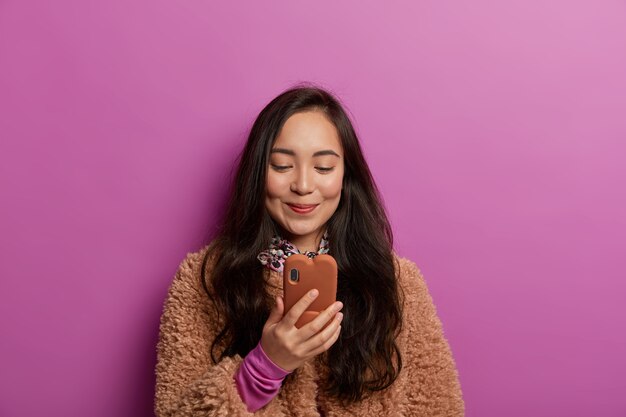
[{"xmin": 260, "ymin": 289, "xmax": 343, "ymax": 372}]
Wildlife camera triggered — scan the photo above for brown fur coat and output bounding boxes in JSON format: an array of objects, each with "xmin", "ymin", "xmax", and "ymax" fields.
[{"xmin": 154, "ymin": 245, "xmax": 465, "ymax": 416}]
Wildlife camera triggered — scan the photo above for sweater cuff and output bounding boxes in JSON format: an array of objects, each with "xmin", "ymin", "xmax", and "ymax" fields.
[
  {"xmin": 234, "ymin": 341, "xmax": 292, "ymax": 412},
  {"xmin": 255, "ymin": 342, "xmax": 292, "ymax": 378}
]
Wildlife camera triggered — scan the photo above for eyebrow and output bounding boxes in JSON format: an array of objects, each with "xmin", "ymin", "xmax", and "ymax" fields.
[{"xmin": 270, "ymin": 148, "xmax": 341, "ymax": 158}]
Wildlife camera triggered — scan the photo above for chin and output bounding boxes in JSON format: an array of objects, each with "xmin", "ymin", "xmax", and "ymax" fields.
[{"xmin": 282, "ymin": 224, "xmax": 319, "ymax": 237}]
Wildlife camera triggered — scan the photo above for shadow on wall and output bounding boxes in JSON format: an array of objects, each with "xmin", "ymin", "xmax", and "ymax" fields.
[
  {"xmin": 135, "ymin": 140, "xmax": 236, "ymax": 416},
  {"xmin": 138, "ymin": 309, "xmax": 163, "ymax": 417}
]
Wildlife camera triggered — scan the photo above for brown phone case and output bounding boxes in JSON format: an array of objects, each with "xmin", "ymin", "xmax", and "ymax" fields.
[{"xmin": 283, "ymin": 254, "xmax": 338, "ymax": 329}]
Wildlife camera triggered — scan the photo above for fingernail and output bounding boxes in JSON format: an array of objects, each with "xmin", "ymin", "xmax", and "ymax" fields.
[
  {"xmin": 309, "ymin": 289, "xmax": 319, "ymax": 298},
  {"xmin": 336, "ymin": 312, "xmax": 344, "ymax": 322},
  {"xmin": 334, "ymin": 302, "xmax": 343, "ymax": 311}
]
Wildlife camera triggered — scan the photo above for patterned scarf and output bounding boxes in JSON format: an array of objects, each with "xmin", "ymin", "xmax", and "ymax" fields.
[{"xmin": 257, "ymin": 230, "xmax": 330, "ymax": 273}]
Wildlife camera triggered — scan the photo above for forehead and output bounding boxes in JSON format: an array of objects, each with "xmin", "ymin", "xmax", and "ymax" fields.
[{"xmin": 273, "ymin": 111, "xmax": 342, "ymax": 153}]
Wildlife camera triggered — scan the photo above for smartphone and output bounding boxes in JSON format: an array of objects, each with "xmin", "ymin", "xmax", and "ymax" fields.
[{"xmin": 283, "ymin": 254, "xmax": 338, "ymax": 329}]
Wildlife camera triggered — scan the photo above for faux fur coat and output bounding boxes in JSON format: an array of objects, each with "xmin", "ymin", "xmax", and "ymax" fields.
[{"xmin": 154, "ymin": 245, "xmax": 465, "ymax": 416}]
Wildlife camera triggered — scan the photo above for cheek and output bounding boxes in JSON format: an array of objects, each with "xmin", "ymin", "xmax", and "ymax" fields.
[
  {"xmin": 320, "ymin": 174, "xmax": 344, "ymax": 198},
  {"xmin": 266, "ymin": 173, "xmax": 289, "ymax": 198}
]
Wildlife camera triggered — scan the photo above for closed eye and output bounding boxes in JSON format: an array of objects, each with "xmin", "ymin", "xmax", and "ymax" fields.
[
  {"xmin": 316, "ymin": 167, "xmax": 334, "ymax": 173},
  {"xmin": 270, "ymin": 165, "xmax": 291, "ymax": 171}
]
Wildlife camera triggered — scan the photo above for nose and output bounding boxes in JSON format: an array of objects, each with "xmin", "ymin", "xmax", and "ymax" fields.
[{"xmin": 290, "ymin": 167, "xmax": 314, "ymax": 195}]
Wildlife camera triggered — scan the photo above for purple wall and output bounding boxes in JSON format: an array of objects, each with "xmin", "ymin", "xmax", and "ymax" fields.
[{"xmin": 1, "ymin": 1, "xmax": 625, "ymax": 416}]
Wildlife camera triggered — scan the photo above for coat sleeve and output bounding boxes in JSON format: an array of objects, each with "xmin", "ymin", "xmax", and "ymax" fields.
[
  {"xmin": 154, "ymin": 249, "xmax": 283, "ymax": 417},
  {"xmin": 397, "ymin": 258, "xmax": 465, "ymax": 417}
]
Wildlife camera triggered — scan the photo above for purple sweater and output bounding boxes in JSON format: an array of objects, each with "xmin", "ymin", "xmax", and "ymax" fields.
[{"xmin": 234, "ymin": 341, "xmax": 292, "ymax": 412}]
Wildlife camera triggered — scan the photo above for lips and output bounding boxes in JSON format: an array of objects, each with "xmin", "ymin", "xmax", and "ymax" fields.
[{"xmin": 286, "ymin": 203, "xmax": 319, "ymax": 214}]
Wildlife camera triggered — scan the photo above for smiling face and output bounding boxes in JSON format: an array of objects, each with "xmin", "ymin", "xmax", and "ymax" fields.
[{"xmin": 265, "ymin": 110, "xmax": 344, "ymax": 253}]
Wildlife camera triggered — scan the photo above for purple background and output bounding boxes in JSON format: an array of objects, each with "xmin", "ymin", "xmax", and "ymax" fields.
[{"xmin": 1, "ymin": 1, "xmax": 625, "ymax": 416}]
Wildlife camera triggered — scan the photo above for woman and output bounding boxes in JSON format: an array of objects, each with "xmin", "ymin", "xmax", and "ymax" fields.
[{"xmin": 154, "ymin": 85, "xmax": 465, "ymax": 416}]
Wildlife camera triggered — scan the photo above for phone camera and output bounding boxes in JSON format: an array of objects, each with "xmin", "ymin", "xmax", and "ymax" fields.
[{"xmin": 289, "ymin": 268, "xmax": 299, "ymax": 282}]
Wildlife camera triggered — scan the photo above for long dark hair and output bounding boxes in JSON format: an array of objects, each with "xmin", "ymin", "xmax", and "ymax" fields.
[{"xmin": 201, "ymin": 83, "xmax": 403, "ymax": 402}]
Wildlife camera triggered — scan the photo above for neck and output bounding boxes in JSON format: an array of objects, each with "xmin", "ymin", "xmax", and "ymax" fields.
[{"xmin": 283, "ymin": 229, "xmax": 324, "ymax": 253}]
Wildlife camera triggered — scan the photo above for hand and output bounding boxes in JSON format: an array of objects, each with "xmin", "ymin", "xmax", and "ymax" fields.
[{"xmin": 260, "ymin": 289, "xmax": 343, "ymax": 372}]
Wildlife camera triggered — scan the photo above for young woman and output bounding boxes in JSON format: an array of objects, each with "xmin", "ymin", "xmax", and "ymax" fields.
[{"xmin": 154, "ymin": 85, "xmax": 465, "ymax": 416}]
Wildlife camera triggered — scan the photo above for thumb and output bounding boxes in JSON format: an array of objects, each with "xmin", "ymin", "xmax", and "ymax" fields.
[{"xmin": 266, "ymin": 295, "xmax": 284, "ymax": 326}]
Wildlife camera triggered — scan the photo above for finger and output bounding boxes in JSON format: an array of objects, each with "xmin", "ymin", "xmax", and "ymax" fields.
[
  {"xmin": 301, "ymin": 312, "xmax": 343, "ymax": 353},
  {"xmin": 265, "ymin": 296, "xmax": 284, "ymax": 326},
  {"xmin": 281, "ymin": 289, "xmax": 319, "ymax": 328},
  {"xmin": 299, "ymin": 300, "xmax": 343, "ymax": 340},
  {"xmin": 308, "ymin": 323, "xmax": 341, "ymax": 357}
]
